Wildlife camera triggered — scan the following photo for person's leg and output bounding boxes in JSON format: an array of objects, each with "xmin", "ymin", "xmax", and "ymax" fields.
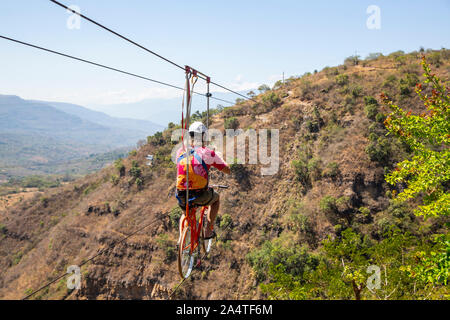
[
  {"xmin": 208, "ymin": 197, "xmax": 219, "ymax": 225},
  {"xmin": 178, "ymin": 213, "xmax": 185, "ymax": 245},
  {"xmin": 206, "ymin": 194, "xmax": 220, "ymax": 237}
]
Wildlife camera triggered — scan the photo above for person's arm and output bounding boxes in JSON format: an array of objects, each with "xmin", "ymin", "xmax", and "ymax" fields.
[{"xmin": 207, "ymin": 148, "xmax": 231, "ymax": 174}]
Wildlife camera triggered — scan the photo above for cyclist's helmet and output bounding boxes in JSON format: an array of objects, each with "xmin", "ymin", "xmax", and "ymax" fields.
[{"xmin": 189, "ymin": 121, "xmax": 207, "ymax": 135}]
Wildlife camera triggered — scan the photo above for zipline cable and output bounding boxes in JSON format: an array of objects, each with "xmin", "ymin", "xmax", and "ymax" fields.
[
  {"xmin": 168, "ymin": 251, "xmax": 207, "ymax": 300},
  {"xmin": 50, "ymin": 0, "xmax": 255, "ymax": 103},
  {"xmin": 50, "ymin": 0, "xmax": 185, "ymax": 71},
  {"xmin": 0, "ymin": 35, "xmax": 235, "ymax": 105},
  {"xmin": 22, "ymin": 217, "xmax": 160, "ymax": 300}
]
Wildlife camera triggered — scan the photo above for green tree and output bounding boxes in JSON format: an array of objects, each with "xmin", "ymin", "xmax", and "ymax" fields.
[
  {"xmin": 383, "ymin": 57, "xmax": 449, "ymax": 218},
  {"xmin": 258, "ymin": 84, "xmax": 270, "ymax": 93},
  {"xmin": 383, "ymin": 56, "xmax": 449, "ymax": 286},
  {"xmin": 224, "ymin": 117, "xmax": 240, "ymax": 130}
]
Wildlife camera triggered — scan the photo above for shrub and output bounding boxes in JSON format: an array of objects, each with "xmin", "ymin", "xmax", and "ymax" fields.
[
  {"xmin": 147, "ymin": 131, "xmax": 164, "ymax": 146},
  {"xmin": 351, "ymin": 85, "xmax": 363, "ymax": 98},
  {"xmin": 364, "ymin": 96, "xmax": 378, "ymax": 106},
  {"xmin": 128, "ymin": 150, "xmax": 137, "ymax": 156},
  {"xmin": 169, "ymin": 206, "xmax": 182, "ymax": 229},
  {"xmin": 296, "ymin": 79, "xmax": 314, "ymax": 98},
  {"xmin": 344, "ymin": 55, "xmax": 360, "ymax": 66},
  {"xmin": 114, "ymin": 159, "xmax": 125, "ymax": 177},
  {"xmin": 219, "ymin": 213, "xmax": 233, "ymax": 229},
  {"xmin": 389, "ymin": 50, "xmax": 405, "ymax": 58},
  {"xmin": 323, "ymin": 162, "xmax": 340, "ymax": 179},
  {"xmin": 224, "ymin": 117, "xmax": 239, "ymax": 130},
  {"xmin": 247, "ymin": 238, "xmax": 319, "ymax": 281},
  {"xmin": 365, "ymin": 104, "xmax": 379, "ymax": 120},
  {"xmin": 258, "ymin": 84, "xmax": 270, "ymax": 93},
  {"xmin": 306, "ymin": 120, "xmax": 320, "ymax": 133},
  {"xmin": 12, "ymin": 251, "xmax": 23, "ymax": 265},
  {"xmin": 428, "ymin": 51, "xmax": 441, "ymax": 67},
  {"xmin": 40, "ymin": 197, "xmax": 49, "ymax": 207},
  {"xmin": 364, "ymin": 96, "xmax": 379, "ymax": 120},
  {"xmin": 289, "ymin": 213, "xmax": 312, "ymax": 234},
  {"xmin": 357, "ymin": 207, "xmax": 370, "ymax": 222},
  {"xmin": 111, "ymin": 174, "xmax": 119, "ymax": 185},
  {"xmin": 129, "ymin": 162, "xmax": 142, "ymax": 179},
  {"xmin": 262, "ymin": 92, "xmax": 281, "ymax": 108},
  {"xmin": 399, "ymin": 73, "xmax": 419, "ymax": 96},
  {"xmin": 382, "ymin": 75, "xmax": 397, "ymax": 88},
  {"xmin": 365, "ymin": 137, "xmax": 391, "ymax": 164},
  {"xmin": 307, "ymin": 157, "xmax": 322, "ymax": 181},
  {"xmin": 292, "ymin": 159, "xmax": 309, "ymax": 185},
  {"xmin": 156, "ymin": 234, "xmax": 176, "ymax": 262},
  {"xmin": 319, "ymin": 196, "xmax": 338, "ymax": 214},
  {"xmin": 375, "ymin": 113, "xmax": 386, "ymax": 123},
  {"xmin": 135, "ymin": 178, "xmax": 143, "ymax": 188},
  {"xmin": 366, "ymin": 52, "xmax": 383, "ymax": 60},
  {"xmin": 344, "ymin": 94, "xmax": 356, "ymax": 106},
  {"xmin": 335, "ymin": 74, "xmax": 349, "ymax": 86},
  {"xmin": 395, "ymin": 55, "xmax": 407, "ymax": 66}
]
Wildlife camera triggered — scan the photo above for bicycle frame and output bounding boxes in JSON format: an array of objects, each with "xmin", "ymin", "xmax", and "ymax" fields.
[{"xmin": 181, "ymin": 205, "xmax": 208, "ymax": 254}]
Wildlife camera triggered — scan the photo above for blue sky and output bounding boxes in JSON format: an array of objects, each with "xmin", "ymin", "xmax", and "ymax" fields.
[{"xmin": 0, "ymin": 0, "xmax": 449, "ymax": 108}]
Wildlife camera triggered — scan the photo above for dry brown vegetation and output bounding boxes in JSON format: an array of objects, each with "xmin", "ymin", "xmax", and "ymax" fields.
[{"xmin": 0, "ymin": 49, "xmax": 448, "ymax": 300}]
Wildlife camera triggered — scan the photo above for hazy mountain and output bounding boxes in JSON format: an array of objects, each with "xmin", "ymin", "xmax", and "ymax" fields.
[
  {"xmin": 88, "ymin": 91, "xmax": 248, "ymax": 126},
  {"xmin": 1, "ymin": 94, "xmax": 167, "ymax": 144},
  {"xmin": 0, "ymin": 94, "xmax": 163, "ymax": 179},
  {"xmin": 42, "ymin": 101, "xmax": 164, "ymax": 135}
]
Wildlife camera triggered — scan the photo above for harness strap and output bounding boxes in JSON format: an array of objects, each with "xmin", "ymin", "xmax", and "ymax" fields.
[
  {"xmin": 175, "ymin": 192, "xmax": 199, "ymax": 206},
  {"xmin": 177, "ymin": 147, "xmax": 209, "ymax": 178}
]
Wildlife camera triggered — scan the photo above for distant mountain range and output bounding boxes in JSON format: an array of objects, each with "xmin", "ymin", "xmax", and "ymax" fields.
[
  {"xmin": 0, "ymin": 91, "xmax": 246, "ymax": 180},
  {"xmin": 0, "ymin": 94, "xmax": 164, "ymax": 180},
  {"xmin": 88, "ymin": 91, "xmax": 246, "ymax": 126}
]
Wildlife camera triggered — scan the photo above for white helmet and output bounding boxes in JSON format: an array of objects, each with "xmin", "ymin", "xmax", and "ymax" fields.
[{"xmin": 188, "ymin": 121, "xmax": 207, "ymax": 134}]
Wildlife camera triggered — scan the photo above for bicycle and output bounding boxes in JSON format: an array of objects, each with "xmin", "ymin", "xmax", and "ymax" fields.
[{"xmin": 177, "ymin": 184, "xmax": 228, "ymax": 279}]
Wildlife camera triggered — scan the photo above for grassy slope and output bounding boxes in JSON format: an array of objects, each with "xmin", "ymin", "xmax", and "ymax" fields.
[{"xmin": 0, "ymin": 49, "xmax": 448, "ymax": 300}]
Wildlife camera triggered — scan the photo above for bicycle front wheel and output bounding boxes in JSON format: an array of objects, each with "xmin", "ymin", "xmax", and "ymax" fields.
[{"xmin": 178, "ymin": 224, "xmax": 195, "ymax": 279}]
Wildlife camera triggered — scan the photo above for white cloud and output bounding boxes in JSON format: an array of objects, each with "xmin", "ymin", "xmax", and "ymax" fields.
[
  {"xmin": 25, "ymin": 87, "xmax": 183, "ymax": 106},
  {"xmin": 209, "ymin": 74, "xmax": 258, "ymax": 94}
]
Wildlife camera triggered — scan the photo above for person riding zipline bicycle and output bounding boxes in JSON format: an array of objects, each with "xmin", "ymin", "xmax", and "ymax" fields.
[{"xmin": 176, "ymin": 121, "xmax": 231, "ymax": 240}]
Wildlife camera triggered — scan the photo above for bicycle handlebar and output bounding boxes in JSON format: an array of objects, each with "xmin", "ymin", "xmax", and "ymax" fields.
[{"xmin": 210, "ymin": 184, "xmax": 229, "ymax": 189}]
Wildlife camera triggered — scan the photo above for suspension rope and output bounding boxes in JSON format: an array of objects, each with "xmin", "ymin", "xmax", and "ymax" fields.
[
  {"xmin": 206, "ymin": 77, "xmax": 211, "ymax": 129},
  {"xmin": 183, "ymin": 67, "xmax": 198, "ymax": 221},
  {"xmin": 168, "ymin": 220, "xmax": 232, "ymax": 299},
  {"xmin": 0, "ymin": 35, "xmax": 235, "ymax": 105},
  {"xmin": 168, "ymin": 251, "xmax": 207, "ymax": 299},
  {"xmin": 22, "ymin": 218, "xmax": 160, "ymax": 300},
  {"xmin": 50, "ymin": 0, "xmax": 185, "ymax": 71}
]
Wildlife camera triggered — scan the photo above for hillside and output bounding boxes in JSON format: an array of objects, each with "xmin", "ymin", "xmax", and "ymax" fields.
[
  {"xmin": 0, "ymin": 95, "xmax": 163, "ymax": 180},
  {"xmin": 0, "ymin": 49, "xmax": 448, "ymax": 300}
]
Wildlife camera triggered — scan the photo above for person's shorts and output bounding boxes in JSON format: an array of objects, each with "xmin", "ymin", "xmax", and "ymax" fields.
[{"xmin": 176, "ymin": 187, "xmax": 219, "ymax": 210}]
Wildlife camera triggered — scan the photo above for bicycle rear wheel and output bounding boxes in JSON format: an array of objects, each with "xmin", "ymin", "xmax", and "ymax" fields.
[{"xmin": 178, "ymin": 224, "xmax": 195, "ymax": 279}]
